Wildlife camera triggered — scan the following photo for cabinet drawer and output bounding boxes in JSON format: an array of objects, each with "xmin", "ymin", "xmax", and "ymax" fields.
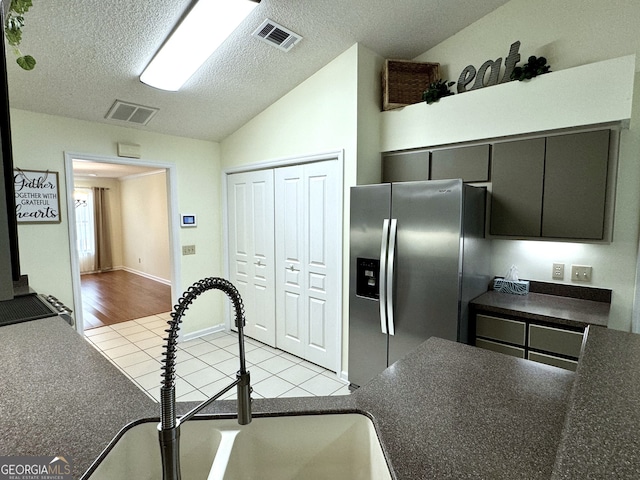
[
  {"xmin": 476, "ymin": 338, "xmax": 525, "ymax": 359},
  {"xmin": 476, "ymin": 314, "xmax": 526, "ymax": 346},
  {"xmin": 528, "ymin": 351, "xmax": 578, "ymax": 372},
  {"xmin": 528, "ymin": 324, "xmax": 584, "ymax": 358}
]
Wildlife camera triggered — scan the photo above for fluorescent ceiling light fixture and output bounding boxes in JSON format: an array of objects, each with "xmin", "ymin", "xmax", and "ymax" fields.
[{"xmin": 140, "ymin": 0, "xmax": 260, "ymax": 91}]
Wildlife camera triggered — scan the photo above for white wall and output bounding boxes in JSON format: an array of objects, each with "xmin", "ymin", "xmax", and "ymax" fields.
[
  {"xmin": 356, "ymin": 46, "xmax": 384, "ymax": 185},
  {"xmin": 11, "ymin": 109, "xmax": 223, "ymax": 334},
  {"xmin": 120, "ymin": 171, "xmax": 171, "ymax": 282},
  {"xmin": 408, "ymin": 0, "xmax": 640, "ymax": 331},
  {"xmin": 221, "ymin": 44, "xmax": 359, "ymax": 170},
  {"xmin": 73, "ymin": 177, "xmax": 124, "ymax": 269},
  {"xmin": 221, "ymin": 44, "xmax": 385, "ymax": 371}
]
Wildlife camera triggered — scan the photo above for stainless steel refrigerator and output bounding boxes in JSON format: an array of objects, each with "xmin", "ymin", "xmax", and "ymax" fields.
[{"xmin": 348, "ymin": 179, "xmax": 490, "ymax": 388}]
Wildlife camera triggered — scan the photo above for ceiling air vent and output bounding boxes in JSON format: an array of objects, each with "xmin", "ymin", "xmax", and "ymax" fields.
[
  {"xmin": 252, "ymin": 19, "xmax": 302, "ymax": 52},
  {"xmin": 105, "ymin": 100, "xmax": 158, "ymax": 126}
]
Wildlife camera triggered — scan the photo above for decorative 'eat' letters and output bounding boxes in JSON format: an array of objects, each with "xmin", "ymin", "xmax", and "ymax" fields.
[{"xmin": 457, "ymin": 41, "xmax": 521, "ymax": 93}]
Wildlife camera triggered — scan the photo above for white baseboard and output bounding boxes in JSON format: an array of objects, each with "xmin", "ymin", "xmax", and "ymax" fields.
[
  {"xmin": 339, "ymin": 371, "xmax": 349, "ymax": 384},
  {"xmin": 182, "ymin": 324, "xmax": 226, "ymax": 342},
  {"xmin": 121, "ymin": 266, "xmax": 171, "ymax": 286}
]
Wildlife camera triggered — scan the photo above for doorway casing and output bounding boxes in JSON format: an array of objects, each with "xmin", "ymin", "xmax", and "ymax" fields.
[{"xmin": 64, "ymin": 152, "xmax": 181, "ymax": 334}]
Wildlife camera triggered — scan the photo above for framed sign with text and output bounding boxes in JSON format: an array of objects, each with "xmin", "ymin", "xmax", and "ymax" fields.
[{"xmin": 14, "ymin": 169, "xmax": 62, "ymax": 224}]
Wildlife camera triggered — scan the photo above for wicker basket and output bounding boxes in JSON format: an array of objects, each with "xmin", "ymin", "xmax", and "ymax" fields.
[{"xmin": 382, "ymin": 59, "xmax": 440, "ymax": 111}]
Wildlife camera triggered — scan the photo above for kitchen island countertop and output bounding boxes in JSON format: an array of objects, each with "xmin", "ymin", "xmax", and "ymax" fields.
[
  {"xmin": 551, "ymin": 326, "xmax": 640, "ymax": 479},
  {"xmin": 1, "ymin": 316, "xmax": 638, "ymax": 479}
]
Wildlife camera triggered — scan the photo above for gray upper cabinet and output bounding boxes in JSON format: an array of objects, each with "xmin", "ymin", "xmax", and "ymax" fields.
[
  {"xmin": 431, "ymin": 144, "xmax": 490, "ymax": 182},
  {"xmin": 382, "ymin": 144, "xmax": 490, "ymax": 183},
  {"xmin": 382, "ymin": 149, "xmax": 429, "ymax": 183},
  {"xmin": 490, "ymin": 130, "xmax": 610, "ymax": 240},
  {"xmin": 490, "ymin": 138, "xmax": 545, "ymax": 236},
  {"xmin": 542, "ymin": 130, "xmax": 610, "ymax": 239}
]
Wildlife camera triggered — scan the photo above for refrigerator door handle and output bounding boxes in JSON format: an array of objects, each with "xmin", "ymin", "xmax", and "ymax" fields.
[
  {"xmin": 379, "ymin": 219, "xmax": 390, "ymax": 335},
  {"xmin": 386, "ymin": 219, "xmax": 398, "ymax": 336}
]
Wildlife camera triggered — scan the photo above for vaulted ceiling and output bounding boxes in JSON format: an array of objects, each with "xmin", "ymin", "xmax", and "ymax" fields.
[{"xmin": 5, "ymin": 0, "xmax": 509, "ymax": 142}]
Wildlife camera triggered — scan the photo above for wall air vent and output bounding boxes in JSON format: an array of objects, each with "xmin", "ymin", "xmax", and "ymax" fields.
[
  {"xmin": 105, "ymin": 100, "xmax": 159, "ymax": 126},
  {"xmin": 252, "ymin": 19, "xmax": 302, "ymax": 52}
]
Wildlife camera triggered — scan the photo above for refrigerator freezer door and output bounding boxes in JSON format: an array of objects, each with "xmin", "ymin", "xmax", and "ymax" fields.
[
  {"xmin": 388, "ymin": 179, "xmax": 464, "ymax": 365},
  {"xmin": 348, "ymin": 184, "xmax": 391, "ymax": 387}
]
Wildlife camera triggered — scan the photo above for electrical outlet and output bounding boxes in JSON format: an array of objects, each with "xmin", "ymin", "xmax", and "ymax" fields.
[
  {"xmin": 571, "ymin": 265, "xmax": 592, "ymax": 282},
  {"xmin": 182, "ymin": 245, "xmax": 196, "ymax": 256},
  {"xmin": 552, "ymin": 263, "xmax": 564, "ymax": 280}
]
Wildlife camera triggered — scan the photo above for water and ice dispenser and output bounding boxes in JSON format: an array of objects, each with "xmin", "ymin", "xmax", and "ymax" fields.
[{"xmin": 355, "ymin": 258, "xmax": 380, "ymax": 300}]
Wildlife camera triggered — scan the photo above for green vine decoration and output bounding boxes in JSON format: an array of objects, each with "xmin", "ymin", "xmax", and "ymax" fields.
[
  {"xmin": 4, "ymin": 0, "xmax": 36, "ymax": 70},
  {"xmin": 422, "ymin": 79, "xmax": 455, "ymax": 105},
  {"xmin": 510, "ymin": 55, "xmax": 550, "ymax": 81}
]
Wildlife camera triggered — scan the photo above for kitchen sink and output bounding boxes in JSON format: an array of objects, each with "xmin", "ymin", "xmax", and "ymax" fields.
[{"xmin": 83, "ymin": 413, "xmax": 392, "ymax": 480}]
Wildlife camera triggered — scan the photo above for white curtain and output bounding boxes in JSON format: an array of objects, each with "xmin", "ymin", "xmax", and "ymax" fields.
[{"xmin": 75, "ymin": 188, "xmax": 96, "ymax": 273}]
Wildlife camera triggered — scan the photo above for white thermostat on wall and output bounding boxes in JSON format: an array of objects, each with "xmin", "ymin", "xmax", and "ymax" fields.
[{"xmin": 180, "ymin": 214, "xmax": 197, "ymax": 227}]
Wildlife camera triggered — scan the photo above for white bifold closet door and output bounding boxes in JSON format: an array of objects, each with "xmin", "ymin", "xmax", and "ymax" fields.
[
  {"xmin": 274, "ymin": 160, "xmax": 340, "ymax": 371},
  {"xmin": 226, "ymin": 169, "xmax": 276, "ymax": 347}
]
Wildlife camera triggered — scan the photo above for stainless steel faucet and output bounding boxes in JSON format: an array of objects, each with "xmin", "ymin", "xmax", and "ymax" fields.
[{"xmin": 158, "ymin": 277, "xmax": 252, "ymax": 480}]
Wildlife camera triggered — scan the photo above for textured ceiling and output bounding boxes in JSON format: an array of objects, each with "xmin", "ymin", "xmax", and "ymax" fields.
[{"xmin": 5, "ymin": 0, "xmax": 509, "ymax": 143}]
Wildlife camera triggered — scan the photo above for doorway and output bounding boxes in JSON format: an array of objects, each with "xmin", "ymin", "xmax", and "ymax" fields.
[{"xmin": 64, "ymin": 152, "xmax": 181, "ymax": 334}]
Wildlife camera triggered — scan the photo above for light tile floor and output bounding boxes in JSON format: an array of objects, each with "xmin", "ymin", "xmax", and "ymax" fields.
[{"xmin": 85, "ymin": 312, "xmax": 350, "ymax": 402}]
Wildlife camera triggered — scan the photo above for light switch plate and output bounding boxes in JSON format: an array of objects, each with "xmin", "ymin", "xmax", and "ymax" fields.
[
  {"xmin": 182, "ymin": 245, "xmax": 196, "ymax": 255},
  {"xmin": 571, "ymin": 265, "xmax": 592, "ymax": 282}
]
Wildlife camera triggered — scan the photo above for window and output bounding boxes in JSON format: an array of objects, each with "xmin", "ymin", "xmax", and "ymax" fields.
[{"xmin": 74, "ymin": 188, "xmax": 95, "ymax": 273}]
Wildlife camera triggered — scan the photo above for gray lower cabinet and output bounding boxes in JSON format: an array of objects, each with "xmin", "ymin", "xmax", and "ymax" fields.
[
  {"xmin": 476, "ymin": 338, "xmax": 525, "ymax": 359},
  {"xmin": 527, "ymin": 351, "xmax": 578, "ymax": 371},
  {"xmin": 476, "ymin": 314, "xmax": 525, "ymax": 346},
  {"xmin": 473, "ymin": 312, "xmax": 584, "ymax": 371},
  {"xmin": 490, "ymin": 130, "xmax": 610, "ymax": 240},
  {"xmin": 528, "ymin": 324, "xmax": 583, "ymax": 358}
]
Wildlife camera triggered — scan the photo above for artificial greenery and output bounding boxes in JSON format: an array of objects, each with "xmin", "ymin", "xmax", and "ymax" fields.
[
  {"xmin": 3, "ymin": 0, "xmax": 36, "ymax": 70},
  {"xmin": 422, "ymin": 79, "xmax": 455, "ymax": 104},
  {"xmin": 510, "ymin": 55, "xmax": 550, "ymax": 81}
]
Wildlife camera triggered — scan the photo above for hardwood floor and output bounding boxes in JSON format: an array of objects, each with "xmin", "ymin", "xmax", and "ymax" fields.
[{"xmin": 81, "ymin": 270, "xmax": 172, "ymax": 330}]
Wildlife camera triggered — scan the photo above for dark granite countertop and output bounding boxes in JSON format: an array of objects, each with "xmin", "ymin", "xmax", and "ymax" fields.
[
  {"xmin": 0, "ymin": 316, "xmax": 579, "ymax": 480},
  {"xmin": 355, "ymin": 338, "xmax": 575, "ymax": 479},
  {"xmin": 471, "ymin": 290, "xmax": 610, "ymax": 328},
  {"xmin": 551, "ymin": 326, "xmax": 640, "ymax": 479},
  {"xmin": 0, "ymin": 318, "xmax": 157, "ymax": 479}
]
